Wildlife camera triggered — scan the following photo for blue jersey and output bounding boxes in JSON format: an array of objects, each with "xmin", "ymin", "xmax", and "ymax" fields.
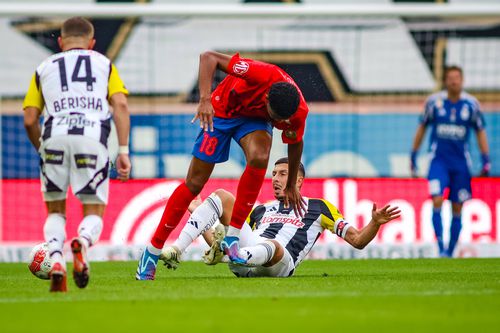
[{"xmin": 420, "ymin": 91, "xmax": 485, "ymax": 168}]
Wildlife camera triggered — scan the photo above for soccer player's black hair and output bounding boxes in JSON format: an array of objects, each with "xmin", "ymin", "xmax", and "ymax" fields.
[
  {"xmin": 274, "ymin": 157, "xmax": 306, "ymax": 177},
  {"xmin": 268, "ymin": 82, "xmax": 300, "ymax": 119}
]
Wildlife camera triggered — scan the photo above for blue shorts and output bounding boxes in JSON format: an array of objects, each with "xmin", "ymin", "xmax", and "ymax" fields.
[
  {"xmin": 192, "ymin": 117, "xmax": 272, "ymax": 163},
  {"xmin": 427, "ymin": 158, "xmax": 472, "ymax": 203}
]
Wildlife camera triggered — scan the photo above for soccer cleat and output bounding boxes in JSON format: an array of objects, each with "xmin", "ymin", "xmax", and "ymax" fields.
[
  {"xmin": 136, "ymin": 247, "xmax": 159, "ymax": 280},
  {"xmin": 159, "ymin": 246, "xmax": 181, "ymax": 270},
  {"xmin": 71, "ymin": 238, "xmax": 90, "ymax": 288},
  {"xmin": 49, "ymin": 262, "xmax": 67, "ymax": 292},
  {"xmin": 220, "ymin": 236, "xmax": 247, "ymax": 265},
  {"xmin": 203, "ymin": 224, "xmax": 226, "ymax": 265}
]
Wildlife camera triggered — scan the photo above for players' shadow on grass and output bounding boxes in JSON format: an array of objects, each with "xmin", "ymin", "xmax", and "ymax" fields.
[{"xmin": 156, "ymin": 273, "xmax": 337, "ymax": 280}]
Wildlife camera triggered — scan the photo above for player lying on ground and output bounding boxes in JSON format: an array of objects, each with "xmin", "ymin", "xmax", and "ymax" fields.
[{"xmin": 159, "ymin": 158, "xmax": 401, "ymax": 277}]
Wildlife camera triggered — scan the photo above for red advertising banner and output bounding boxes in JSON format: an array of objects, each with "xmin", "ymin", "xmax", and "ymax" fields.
[{"xmin": 2, "ymin": 178, "xmax": 499, "ymax": 246}]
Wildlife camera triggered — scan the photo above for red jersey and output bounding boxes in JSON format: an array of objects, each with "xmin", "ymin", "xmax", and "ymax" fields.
[{"xmin": 211, "ymin": 53, "xmax": 308, "ymax": 144}]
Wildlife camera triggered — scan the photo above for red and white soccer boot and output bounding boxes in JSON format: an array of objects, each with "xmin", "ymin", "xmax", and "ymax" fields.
[
  {"xmin": 71, "ymin": 237, "xmax": 90, "ymax": 288},
  {"xmin": 49, "ymin": 262, "xmax": 67, "ymax": 292}
]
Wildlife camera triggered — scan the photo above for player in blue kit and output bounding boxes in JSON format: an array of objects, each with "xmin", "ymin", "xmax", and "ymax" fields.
[{"xmin": 410, "ymin": 66, "xmax": 491, "ymax": 257}]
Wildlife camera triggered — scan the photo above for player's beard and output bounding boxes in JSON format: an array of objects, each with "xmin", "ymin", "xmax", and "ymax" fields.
[{"xmin": 273, "ymin": 184, "xmax": 284, "ymax": 201}]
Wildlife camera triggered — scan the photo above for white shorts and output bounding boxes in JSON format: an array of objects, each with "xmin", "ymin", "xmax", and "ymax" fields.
[
  {"xmin": 228, "ymin": 223, "xmax": 296, "ymax": 278},
  {"xmin": 39, "ymin": 135, "xmax": 110, "ymax": 204}
]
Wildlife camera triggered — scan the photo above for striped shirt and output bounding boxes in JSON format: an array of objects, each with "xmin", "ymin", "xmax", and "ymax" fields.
[
  {"xmin": 23, "ymin": 49, "xmax": 128, "ymax": 147},
  {"xmin": 247, "ymin": 198, "xmax": 350, "ymax": 267}
]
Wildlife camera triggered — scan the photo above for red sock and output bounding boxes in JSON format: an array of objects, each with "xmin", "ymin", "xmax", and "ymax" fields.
[
  {"xmin": 229, "ymin": 165, "xmax": 266, "ymax": 229},
  {"xmin": 150, "ymin": 182, "xmax": 196, "ymax": 249}
]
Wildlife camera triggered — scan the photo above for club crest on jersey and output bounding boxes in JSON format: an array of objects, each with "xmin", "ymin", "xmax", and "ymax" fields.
[
  {"xmin": 460, "ymin": 104, "xmax": 470, "ymax": 121},
  {"xmin": 233, "ymin": 61, "xmax": 249, "ymax": 75}
]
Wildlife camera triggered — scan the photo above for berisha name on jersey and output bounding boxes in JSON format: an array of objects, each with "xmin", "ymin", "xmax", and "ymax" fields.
[
  {"xmin": 246, "ymin": 198, "xmax": 351, "ymax": 268},
  {"xmin": 53, "ymin": 96, "xmax": 103, "ymax": 113},
  {"xmin": 23, "ymin": 49, "xmax": 128, "ymax": 147}
]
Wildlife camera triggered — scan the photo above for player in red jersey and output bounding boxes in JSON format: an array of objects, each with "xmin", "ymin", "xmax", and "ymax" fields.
[{"xmin": 136, "ymin": 51, "xmax": 308, "ymax": 280}]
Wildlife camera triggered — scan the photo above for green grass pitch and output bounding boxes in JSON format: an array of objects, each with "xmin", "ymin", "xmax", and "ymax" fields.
[{"xmin": 1, "ymin": 259, "xmax": 499, "ymax": 333}]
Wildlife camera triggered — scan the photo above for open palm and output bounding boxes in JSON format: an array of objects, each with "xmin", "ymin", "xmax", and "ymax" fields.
[{"xmin": 371, "ymin": 203, "xmax": 401, "ymax": 225}]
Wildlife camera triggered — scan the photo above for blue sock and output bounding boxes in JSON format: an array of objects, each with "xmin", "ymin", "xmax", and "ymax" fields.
[
  {"xmin": 448, "ymin": 215, "xmax": 462, "ymax": 257},
  {"xmin": 432, "ymin": 208, "xmax": 444, "ymax": 253}
]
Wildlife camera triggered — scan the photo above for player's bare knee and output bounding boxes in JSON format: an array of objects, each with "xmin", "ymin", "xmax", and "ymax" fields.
[
  {"xmin": 265, "ymin": 240, "xmax": 284, "ymax": 266},
  {"xmin": 451, "ymin": 202, "xmax": 463, "ymax": 215},
  {"xmin": 83, "ymin": 204, "xmax": 105, "ymax": 217},
  {"xmin": 213, "ymin": 189, "xmax": 234, "ymax": 205},
  {"xmin": 432, "ymin": 196, "xmax": 444, "ymax": 209},
  {"xmin": 47, "ymin": 207, "xmax": 65, "ymax": 215},
  {"xmin": 246, "ymin": 150, "xmax": 270, "ymax": 168},
  {"xmin": 185, "ymin": 178, "xmax": 206, "ymax": 195},
  {"xmin": 46, "ymin": 200, "xmax": 66, "ymax": 215},
  {"xmin": 213, "ymin": 189, "xmax": 234, "ymax": 226}
]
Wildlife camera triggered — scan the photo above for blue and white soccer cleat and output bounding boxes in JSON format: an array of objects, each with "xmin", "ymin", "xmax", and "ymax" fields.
[
  {"xmin": 135, "ymin": 247, "xmax": 159, "ymax": 280},
  {"xmin": 220, "ymin": 236, "xmax": 247, "ymax": 265}
]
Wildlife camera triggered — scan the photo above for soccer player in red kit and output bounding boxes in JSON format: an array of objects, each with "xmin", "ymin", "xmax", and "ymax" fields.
[{"xmin": 136, "ymin": 51, "xmax": 308, "ymax": 280}]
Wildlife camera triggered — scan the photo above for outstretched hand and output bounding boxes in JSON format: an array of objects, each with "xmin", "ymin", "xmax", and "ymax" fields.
[
  {"xmin": 192, "ymin": 99, "xmax": 214, "ymax": 132},
  {"xmin": 371, "ymin": 203, "xmax": 401, "ymax": 226},
  {"xmin": 284, "ymin": 186, "xmax": 307, "ymax": 218},
  {"xmin": 116, "ymin": 154, "xmax": 131, "ymax": 181}
]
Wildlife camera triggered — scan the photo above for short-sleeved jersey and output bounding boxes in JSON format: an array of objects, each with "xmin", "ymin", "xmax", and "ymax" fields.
[
  {"xmin": 420, "ymin": 91, "xmax": 485, "ymax": 166},
  {"xmin": 23, "ymin": 49, "xmax": 128, "ymax": 147},
  {"xmin": 247, "ymin": 198, "xmax": 350, "ymax": 267},
  {"xmin": 211, "ymin": 53, "xmax": 309, "ymax": 144}
]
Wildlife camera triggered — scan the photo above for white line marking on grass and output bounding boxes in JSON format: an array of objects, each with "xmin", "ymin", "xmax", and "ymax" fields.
[{"xmin": 0, "ymin": 289, "xmax": 497, "ymax": 304}]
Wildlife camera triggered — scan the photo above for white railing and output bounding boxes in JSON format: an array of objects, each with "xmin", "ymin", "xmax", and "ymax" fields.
[{"xmin": 1, "ymin": 3, "xmax": 500, "ymax": 18}]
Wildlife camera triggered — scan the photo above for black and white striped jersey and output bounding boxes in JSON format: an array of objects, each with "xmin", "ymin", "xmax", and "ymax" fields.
[
  {"xmin": 247, "ymin": 198, "xmax": 351, "ymax": 267},
  {"xmin": 23, "ymin": 49, "xmax": 128, "ymax": 147}
]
